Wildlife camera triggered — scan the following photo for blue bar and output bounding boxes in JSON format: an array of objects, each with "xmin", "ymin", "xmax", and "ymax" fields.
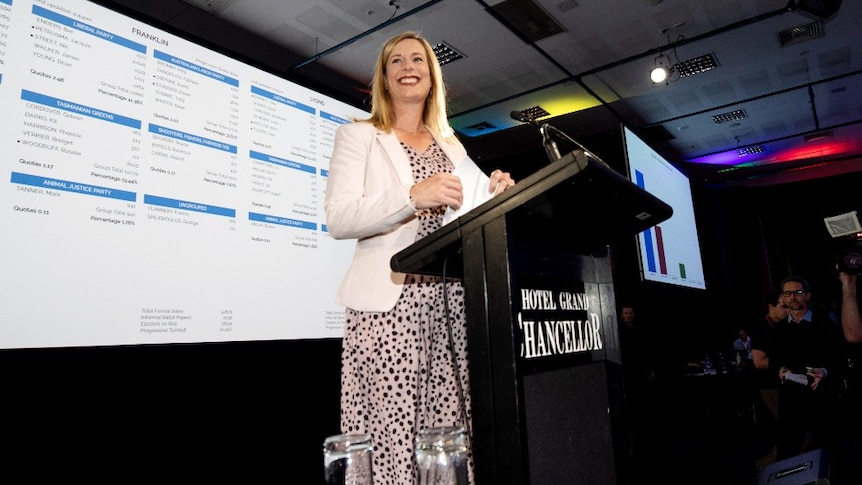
[
  {"xmin": 153, "ymin": 50, "xmax": 239, "ymax": 87},
  {"xmin": 634, "ymin": 169, "xmax": 658, "ymax": 273},
  {"xmin": 21, "ymin": 90, "xmax": 142, "ymax": 129},
  {"xmin": 32, "ymin": 5, "xmax": 147, "ymax": 54},
  {"xmin": 643, "ymin": 229, "xmax": 657, "ymax": 272},
  {"xmin": 143, "ymin": 194, "xmax": 235, "ymax": 218},
  {"xmin": 11, "ymin": 172, "xmax": 137, "ymax": 201},
  {"xmin": 149, "ymin": 123, "xmax": 237, "ymax": 154},
  {"xmin": 0, "ymin": 0, "xmax": 11, "ymax": 6},
  {"xmin": 320, "ymin": 111, "xmax": 351, "ymax": 124},
  {"xmin": 320, "ymin": 168, "xmax": 328, "ymax": 177},
  {"xmin": 248, "ymin": 150, "xmax": 315, "ymax": 174},
  {"xmin": 249, "ymin": 211, "xmax": 317, "ymax": 230},
  {"xmin": 250, "ymin": 86, "xmax": 315, "ymax": 114}
]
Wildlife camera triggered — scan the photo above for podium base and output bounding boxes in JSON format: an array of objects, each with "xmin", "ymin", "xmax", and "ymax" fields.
[{"xmin": 523, "ymin": 361, "xmax": 623, "ymax": 485}]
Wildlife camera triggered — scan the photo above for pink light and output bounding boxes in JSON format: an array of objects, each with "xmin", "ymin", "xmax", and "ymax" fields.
[{"xmin": 777, "ymin": 140, "xmax": 851, "ymax": 161}]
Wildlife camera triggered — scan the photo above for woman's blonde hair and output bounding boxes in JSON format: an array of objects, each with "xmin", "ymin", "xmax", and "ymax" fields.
[{"xmin": 365, "ymin": 31, "xmax": 456, "ymax": 143}]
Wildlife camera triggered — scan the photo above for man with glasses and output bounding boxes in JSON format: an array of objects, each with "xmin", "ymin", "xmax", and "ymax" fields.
[
  {"xmin": 750, "ymin": 288, "xmax": 790, "ymax": 469},
  {"xmin": 770, "ymin": 275, "xmax": 846, "ymax": 462}
]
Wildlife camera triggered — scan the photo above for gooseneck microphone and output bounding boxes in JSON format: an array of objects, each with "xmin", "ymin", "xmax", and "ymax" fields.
[
  {"xmin": 511, "ymin": 111, "xmax": 597, "ymax": 164},
  {"xmin": 542, "ymin": 123, "xmax": 603, "ymax": 164},
  {"xmin": 510, "ymin": 110, "xmax": 533, "ymax": 124},
  {"xmin": 540, "ymin": 123, "xmax": 561, "ymax": 162}
]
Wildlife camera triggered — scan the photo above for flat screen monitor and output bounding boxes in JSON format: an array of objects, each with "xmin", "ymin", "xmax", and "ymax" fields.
[
  {"xmin": 622, "ymin": 125, "xmax": 707, "ymax": 290},
  {"xmin": 0, "ymin": 0, "xmax": 369, "ymax": 349}
]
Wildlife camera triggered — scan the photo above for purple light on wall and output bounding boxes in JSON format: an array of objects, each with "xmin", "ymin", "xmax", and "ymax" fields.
[{"xmin": 688, "ymin": 150, "xmax": 744, "ymax": 165}]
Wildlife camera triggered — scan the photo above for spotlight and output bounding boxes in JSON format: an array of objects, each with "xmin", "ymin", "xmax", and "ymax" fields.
[
  {"xmin": 650, "ymin": 66, "xmax": 670, "ymax": 83},
  {"xmin": 650, "ymin": 53, "xmax": 672, "ymax": 84}
]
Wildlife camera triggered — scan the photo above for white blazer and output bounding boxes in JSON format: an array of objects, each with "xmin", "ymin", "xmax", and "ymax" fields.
[{"xmin": 325, "ymin": 121, "xmax": 468, "ymax": 312}]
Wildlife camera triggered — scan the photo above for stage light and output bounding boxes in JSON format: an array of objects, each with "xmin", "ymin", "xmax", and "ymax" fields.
[
  {"xmin": 650, "ymin": 53, "xmax": 672, "ymax": 84},
  {"xmin": 649, "ymin": 26, "xmax": 717, "ymax": 84},
  {"xmin": 650, "ymin": 66, "xmax": 670, "ymax": 83}
]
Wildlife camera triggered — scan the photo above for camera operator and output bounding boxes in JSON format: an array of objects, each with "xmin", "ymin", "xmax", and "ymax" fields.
[{"xmin": 838, "ymin": 271, "xmax": 861, "ymax": 343}]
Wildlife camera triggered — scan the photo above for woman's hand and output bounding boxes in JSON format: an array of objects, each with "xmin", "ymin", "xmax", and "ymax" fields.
[
  {"xmin": 488, "ymin": 169, "xmax": 515, "ymax": 196},
  {"xmin": 410, "ymin": 173, "xmax": 463, "ymax": 210}
]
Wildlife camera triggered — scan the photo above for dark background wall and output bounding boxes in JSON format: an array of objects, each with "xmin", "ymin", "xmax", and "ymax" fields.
[{"xmin": 2, "ymin": 339, "xmax": 343, "ymax": 481}]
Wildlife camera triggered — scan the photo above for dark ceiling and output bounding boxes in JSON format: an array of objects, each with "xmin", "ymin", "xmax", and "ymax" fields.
[{"xmin": 96, "ymin": 0, "xmax": 862, "ymax": 188}]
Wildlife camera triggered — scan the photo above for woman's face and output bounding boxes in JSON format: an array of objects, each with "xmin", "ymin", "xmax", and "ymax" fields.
[{"xmin": 385, "ymin": 38, "xmax": 431, "ymax": 106}]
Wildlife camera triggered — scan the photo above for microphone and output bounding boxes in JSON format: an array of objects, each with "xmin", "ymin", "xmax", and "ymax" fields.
[
  {"xmin": 540, "ymin": 123, "xmax": 561, "ymax": 162},
  {"xmin": 510, "ymin": 110, "xmax": 532, "ymax": 123},
  {"xmin": 542, "ymin": 123, "xmax": 604, "ymax": 164}
]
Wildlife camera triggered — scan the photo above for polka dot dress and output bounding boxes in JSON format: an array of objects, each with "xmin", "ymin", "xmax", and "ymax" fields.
[{"xmin": 340, "ymin": 139, "xmax": 473, "ymax": 485}]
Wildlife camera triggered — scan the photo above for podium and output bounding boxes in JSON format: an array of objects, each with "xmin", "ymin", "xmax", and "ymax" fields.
[{"xmin": 391, "ymin": 150, "xmax": 672, "ymax": 485}]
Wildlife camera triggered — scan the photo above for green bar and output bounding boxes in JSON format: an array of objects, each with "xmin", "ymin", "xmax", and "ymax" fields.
[{"xmin": 679, "ymin": 263, "xmax": 686, "ymax": 279}]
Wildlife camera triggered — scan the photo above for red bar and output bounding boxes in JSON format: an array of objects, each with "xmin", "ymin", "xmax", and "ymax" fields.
[{"xmin": 655, "ymin": 225, "xmax": 668, "ymax": 275}]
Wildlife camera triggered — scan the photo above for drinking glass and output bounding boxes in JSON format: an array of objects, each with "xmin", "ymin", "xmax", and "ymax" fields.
[
  {"xmin": 322, "ymin": 433, "xmax": 373, "ymax": 485},
  {"xmin": 415, "ymin": 426, "xmax": 469, "ymax": 485}
]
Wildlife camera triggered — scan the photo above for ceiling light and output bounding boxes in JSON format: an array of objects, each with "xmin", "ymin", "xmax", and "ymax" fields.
[
  {"xmin": 737, "ymin": 146, "xmax": 763, "ymax": 157},
  {"xmin": 649, "ymin": 29, "xmax": 683, "ymax": 84},
  {"xmin": 650, "ymin": 66, "xmax": 670, "ymax": 83},
  {"xmin": 650, "ymin": 53, "xmax": 673, "ymax": 84},
  {"xmin": 673, "ymin": 53, "xmax": 717, "ymax": 77},
  {"xmin": 712, "ymin": 109, "xmax": 747, "ymax": 124},
  {"xmin": 648, "ymin": 26, "xmax": 717, "ymax": 84},
  {"xmin": 518, "ymin": 105, "xmax": 551, "ymax": 121},
  {"xmin": 432, "ymin": 42, "xmax": 464, "ymax": 66}
]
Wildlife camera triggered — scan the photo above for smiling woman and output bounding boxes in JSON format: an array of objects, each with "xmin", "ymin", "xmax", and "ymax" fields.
[{"xmin": 324, "ymin": 31, "xmax": 515, "ymax": 485}]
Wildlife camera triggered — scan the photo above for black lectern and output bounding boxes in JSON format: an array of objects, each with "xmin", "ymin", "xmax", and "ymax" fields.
[{"xmin": 391, "ymin": 150, "xmax": 672, "ymax": 485}]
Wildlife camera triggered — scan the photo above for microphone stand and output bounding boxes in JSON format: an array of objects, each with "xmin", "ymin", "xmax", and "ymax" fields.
[{"xmin": 510, "ymin": 110, "xmax": 601, "ymax": 165}]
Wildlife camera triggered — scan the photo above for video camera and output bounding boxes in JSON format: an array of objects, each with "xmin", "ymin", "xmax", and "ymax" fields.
[{"xmin": 824, "ymin": 210, "xmax": 862, "ymax": 275}]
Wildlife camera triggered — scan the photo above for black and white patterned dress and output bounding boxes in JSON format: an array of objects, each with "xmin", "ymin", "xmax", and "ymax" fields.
[{"xmin": 339, "ymin": 139, "xmax": 473, "ymax": 484}]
